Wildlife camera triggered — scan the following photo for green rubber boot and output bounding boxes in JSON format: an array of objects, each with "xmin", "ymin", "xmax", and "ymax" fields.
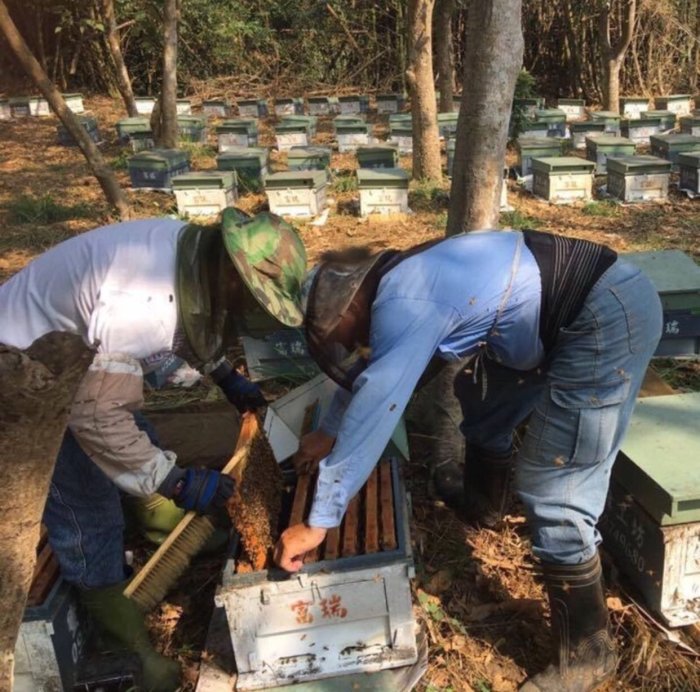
[{"xmin": 80, "ymin": 582, "xmax": 181, "ymax": 692}]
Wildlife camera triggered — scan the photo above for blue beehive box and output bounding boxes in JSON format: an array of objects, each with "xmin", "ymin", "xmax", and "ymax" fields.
[
  {"xmin": 56, "ymin": 116, "xmax": 100, "ymax": 146},
  {"xmin": 128, "ymin": 148, "xmax": 190, "ymax": 190}
]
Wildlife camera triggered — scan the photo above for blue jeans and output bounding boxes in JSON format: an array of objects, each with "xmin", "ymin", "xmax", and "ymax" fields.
[
  {"xmin": 457, "ymin": 260, "xmax": 662, "ymax": 565},
  {"xmin": 43, "ymin": 413, "xmax": 159, "ymax": 589}
]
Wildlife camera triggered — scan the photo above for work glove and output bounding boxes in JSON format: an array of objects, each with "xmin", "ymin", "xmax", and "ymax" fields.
[
  {"xmin": 157, "ymin": 466, "xmax": 235, "ymax": 514},
  {"xmin": 211, "ymin": 361, "xmax": 266, "ymax": 413}
]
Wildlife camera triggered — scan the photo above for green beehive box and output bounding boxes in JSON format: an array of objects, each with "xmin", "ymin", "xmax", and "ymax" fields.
[
  {"xmin": 177, "ymin": 115, "xmax": 207, "ymax": 143},
  {"xmin": 128, "ymin": 148, "xmax": 190, "ymax": 189},
  {"xmin": 116, "ymin": 117, "xmax": 150, "ymax": 144},
  {"xmin": 513, "ymin": 97, "xmax": 545, "ymax": 117},
  {"xmin": 520, "ymin": 119, "xmax": 550, "ymax": 138},
  {"xmin": 216, "ymin": 146, "xmax": 268, "ymax": 193},
  {"xmin": 217, "ymin": 118, "xmax": 258, "ymax": 135},
  {"xmin": 437, "ymin": 112, "xmax": 459, "ymax": 138},
  {"xmin": 534, "ymin": 108, "xmax": 567, "ymax": 136},
  {"xmin": 531, "ymin": 156, "xmax": 595, "ymax": 174},
  {"xmin": 356, "ymin": 168, "xmax": 410, "ymax": 189},
  {"xmin": 606, "ymin": 155, "xmax": 671, "ymax": 203},
  {"xmin": 334, "ymin": 122, "xmax": 369, "ymax": 135},
  {"xmin": 614, "ymin": 392, "xmax": 700, "ymax": 525},
  {"xmin": 171, "ymin": 170, "xmax": 236, "ymax": 190},
  {"xmin": 585, "ymin": 135, "xmax": 636, "ymax": 174},
  {"xmin": 516, "ymin": 137, "xmax": 565, "ymax": 176},
  {"xmin": 357, "ymin": 168, "xmax": 410, "ymax": 215},
  {"xmin": 9, "ymin": 97, "xmax": 30, "ymax": 117},
  {"xmin": 376, "ymin": 93, "xmax": 405, "ymax": 114},
  {"xmin": 650, "ymin": 133, "xmax": 700, "ymax": 166},
  {"xmin": 287, "ymin": 146, "xmax": 332, "ymax": 171},
  {"xmin": 680, "ymin": 116, "xmax": 700, "ymax": 136},
  {"xmin": 356, "ymin": 144, "xmax": 399, "ymax": 169},
  {"xmin": 621, "ymin": 117, "xmax": 662, "ymax": 144},
  {"xmin": 264, "ymin": 170, "xmax": 326, "ymax": 189},
  {"xmin": 678, "ymin": 150, "xmax": 700, "ymax": 193},
  {"xmin": 606, "ymin": 155, "xmax": 671, "ymax": 176},
  {"xmin": 531, "ymin": 156, "xmax": 595, "ymax": 203},
  {"xmin": 334, "ymin": 114, "xmax": 366, "ymax": 126},
  {"xmin": 570, "ymin": 120, "xmax": 607, "ymax": 149},
  {"xmin": 641, "ymin": 110, "xmax": 676, "ymax": 131},
  {"xmin": 129, "ymin": 129, "xmax": 155, "ymax": 152},
  {"xmin": 654, "ymin": 94, "xmax": 693, "ymax": 116},
  {"xmin": 281, "ymin": 115, "xmax": 318, "ymax": 136},
  {"xmin": 338, "ymin": 94, "xmax": 362, "ymax": 115},
  {"xmin": 389, "ymin": 112, "xmax": 412, "ymax": 128},
  {"xmin": 216, "ymin": 119, "xmax": 259, "ymax": 149},
  {"xmin": 589, "ymin": 110, "xmax": 622, "ymax": 134},
  {"xmin": 619, "ymin": 96, "xmax": 649, "ymax": 119}
]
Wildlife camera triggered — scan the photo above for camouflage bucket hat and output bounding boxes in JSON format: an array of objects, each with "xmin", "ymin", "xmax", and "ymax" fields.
[{"xmin": 221, "ymin": 207, "xmax": 306, "ymax": 327}]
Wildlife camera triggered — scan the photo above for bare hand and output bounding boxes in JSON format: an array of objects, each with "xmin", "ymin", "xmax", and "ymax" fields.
[
  {"xmin": 293, "ymin": 430, "xmax": 335, "ymax": 475},
  {"xmin": 274, "ymin": 523, "xmax": 328, "ymax": 572}
]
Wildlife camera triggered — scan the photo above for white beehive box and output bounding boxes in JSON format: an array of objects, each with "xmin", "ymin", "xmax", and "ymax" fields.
[
  {"xmin": 176, "ymin": 98, "xmax": 192, "ymax": 114},
  {"xmin": 172, "ymin": 171, "xmax": 238, "ymax": 218},
  {"xmin": 336, "ymin": 123, "xmax": 370, "ymax": 152},
  {"xmin": 264, "ymin": 170, "xmax": 328, "ymax": 217},
  {"xmin": 62, "ymin": 93, "xmax": 85, "ymax": 113},
  {"xmin": 203, "ymin": 99, "xmax": 231, "ymax": 117},
  {"xmin": 654, "ymin": 94, "xmax": 693, "ymax": 117},
  {"xmin": 28, "ymin": 96, "xmax": 50, "ymax": 116},
  {"xmin": 135, "ymin": 96, "xmax": 156, "ymax": 114},
  {"xmin": 275, "ymin": 122, "xmax": 310, "ymax": 152},
  {"xmin": 619, "ymin": 96, "xmax": 650, "ymax": 120},
  {"xmin": 0, "ymin": 99, "xmax": 11, "ymax": 120},
  {"xmin": 557, "ymin": 98, "xmax": 586, "ymax": 121},
  {"xmin": 606, "ymin": 156, "xmax": 671, "ymax": 203},
  {"xmin": 357, "ymin": 168, "xmax": 410, "ymax": 216},
  {"xmin": 531, "ymin": 156, "xmax": 595, "ymax": 203},
  {"xmin": 307, "ymin": 96, "xmax": 332, "ymax": 115}
]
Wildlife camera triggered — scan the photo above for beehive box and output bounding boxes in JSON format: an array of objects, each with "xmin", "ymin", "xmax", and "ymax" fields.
[
  {"xmin": 241, "ymin": 328, "xmax": 317, "ymax": 383},
  {"xmin": 589, "ymin": 110, "xmax": 622, "ymax": 134},
  {"xmin": 237, "ymin": 99, "xmax": 268, "ymax": 118},
  {"xmin": 356, "ymin": 144, "xmax": 399, "ymax": 170},
  {"xmin": 217, "ymin": 147, "xmax": 268, "ymax": 193},
  {"xmin": 116, "ymin": 116, "xmax": 151, "ymax": 144},
  {"xmin": 129, "ymin": 129, "xmax": 155, "ymax": 152},
  {"xmin": 215, "ymin": 456, "xmax": 416, "ymax": 690},
  {"xmin": 264, "ymin": 170, "xmax": 328, "ymax": 217},
  {"xmin": 622, "ymin": 249, "xmax": 700, "ymax": 356},
  {"xmin": 621, "ymin": 117, "xmax": 662, "ymax": 144},
  {"xmin": 680, "ymin": 116, "xmax": 700, "ymax": 136},
  {"xmin": 640, "ymin": 110, "xmax": 677, "ymax": 131},
  {"xmin": 307, "ymin": 96, "xmax": 332, "ymax": 115},
  {"xmin": 570, "ymin": 120, "xmax": 607, "ymax": 149},
  {"xmin": 446, "ymin": 139, "xmax": 455, "ymax": 177},
  {"xmin": 333, "ymin": 114, "xmax": 366, "ymax": 128},
  {"xmin": 9, "ymin": 97, "xmax": 30, "ymax": 117},
  {"xmin": 390, "ymin": 124, "xmax": 414, "ymax": 154},
  {"xmin": 14, "ymin": 532, "xmax": 88, "ymax": 691},
  {"xmin": 134, "ymin": 96, "xmax": 156, "ymax": 115},
  {"xmin": 519, "ymin": 119, "xmax": 550, "ymax": 139},
  {"xmin": 516, "ymin": 137, "xmax": 565, "ymax": 176},
  {"xmin": 534, "ymin": 108, "xmax": 567, "ymax": 137},
  {"xmin": 650, "ymin": 133, "xmax": 700, "ymax": 167},
  {"xmin": 176, "ymin": 98, "xmax": 192, "ymax": 115},
  {"xmin": 216, "ymin": 119, "xmax": 259, "ymax": 151},
  {"xmin": 287, "ymin": 146, "xmax": 332, "ymax": 173},
  {"xmin": 585, "ymin": 135, "xmax": 636, "ymax": 174},
  {"xmin": 513, "ymin": 97, "xmax": 545, "ymax": 117},
  {"xmin": 338, "ymin": 94, "xmax": 362, "ymax": 114},
  {"xmin": 275, "ymin": 121, "xmax": 310, "ymax": 151},
  {"xmin": 619, "ymin": 96, "xmax": 650, "ymax": 120},
  {"xmin": 437, "ymin": 112, "xmax": 459, "ymax": 139},
  {"xmin": 654, "ymin": 94, "xmax": 693, "ymax": 117},
  {"xmin": 335, "ymin": 122, "xmax": 370, "ymax": 152},
  {"xmin": 177, "ymin": 115, "xmax": 207, "ymax": 143},
  {"xmin": 274, "ymin": 97, "xmax": 304, "ymax": 116},
  {"xmin": 56, "ymin": 116, "xmax": 100, "ymax": 146},
  {"xmin": 601, "ymin": 392, "xmax": 700, "ymax": 626},
  {"xmin": 357, "ymin": 168, "xmax": 410, "ymax": 216},
  {"xmin": 556, "ymin": 98, "xmax": 586, "ymax": 121},
  {"xmin": 531, "ymin": 156, "xmax": 595, "ymax": 203},
  {"xmin": 62, "ymin": 92, "xmax": 84, "ymax": 113},
  {"xmin": 282, "ymin": 115, "xmax": 318, "ymax": 137},
  {"xmin": 678, "ymin": 150, "xmax": 700, "ymax": 194},
  {"xmin": 203, "ymin": 98, "xmax": 231, "ymax": 117},
  {"xmin": 606, "ymin": 156, "xmax": 671, "ymax": 203},
  {"xmin": 172, "ymin": 171, "xmax": 237, "ymax": 217},
  {"xmin": 28, "ymin": 96, "xmax": 50, "ymax": 116},
  {"xmin": 127, "ymin": 148, "xmax": 190, "ymax": 190},
  {"xmin": 0, "ymin": 98, "xmax": 10, "ymax": 120},
  {"xmin": 376, "ymin": 93, "xmax": 405, "ymax": 114}
]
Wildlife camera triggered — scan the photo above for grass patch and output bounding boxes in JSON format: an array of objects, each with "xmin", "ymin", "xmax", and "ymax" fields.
[
  {"xmin": 7, "ymin": 194, "xmax": 93, "ymax": 225},
  {"xmin": 331, "ymin": 173, "xmax": 357, "ymax": 193},
  {"xmin": 582, "ymin": 199, "xmax": 618, "ymax": 217},
  {"xmin": 409, "ymin": 179, "xmax": 449, "ymax": 212},
  {"xmin": 500, "ymin": 208, "xmax": 541, "ymax": 229},
  {"xmin": 111, "ymin": 149, "xmax": 131, "ymax": 170}
]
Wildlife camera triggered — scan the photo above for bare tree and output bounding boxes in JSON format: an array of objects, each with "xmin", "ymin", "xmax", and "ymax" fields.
[
  {"xmin": 157, "ymin": 0, "xmax": 179, "ymax": 148},
  {"xmin": 101, "ymin": 0, "xmax": 138, "ymax": 116},
  {"xmin": 0, "ymin": 1, "xmax": 131, "ymax": 219},
  {"xmin": 406, "ymin": 0, "xmax": 443, "ymax": 181},
  {"xmin": 434, "ymin": 0, "xmax": 456, "ymax": 112},
  {"xmin": 446, "ymin": 1, "xmax": 523, "ymax": 233},
  {"xmin": 598, "ymin": 0, "xmax": 637, "ymax": 113},
  {"xmin": 0, "ymin": 334, "xmax": 93, "ymax": 689}
]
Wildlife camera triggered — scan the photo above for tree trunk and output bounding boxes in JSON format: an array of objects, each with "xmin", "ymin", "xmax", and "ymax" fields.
[
  {"xmin": 406, "ymin": 0, "xmax": 442, "ymax": 182},
  {"xmin": 434, "ymin": 0, "xmax": 456, "ymax": 112},
  {"xmin": 0, "ymin": 334, "xmax": 93, "ymax": 689},
  {"xmin": 0, "ymin": 1, "xmax": 132, "ymax": 219},
  {"xmin": 598, "ymin": 0, "xmax": 637, "ymax": 113},
  {"xmin": 159, "ymin": 0, "xmax": 179, "ymax": 149},
  {"xmin": 101, "ymin": 0, "xmax": 138, "ymax": 116},
  {"xmin": 446, "ymin": 1, "xmax": 523, "ymax": 234},
  {"xmin": 605, "ymin": 57, "xmax": 622, "ymax": 112}
]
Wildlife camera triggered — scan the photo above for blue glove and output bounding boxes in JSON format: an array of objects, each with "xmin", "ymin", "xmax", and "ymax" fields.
[
  {"xmin": 158, "ymin": 466, "xmax": 235, "ymax": 514},
  {"xmin": 212, "ymin": 362, "xmax": 266, "ymax": 413}
]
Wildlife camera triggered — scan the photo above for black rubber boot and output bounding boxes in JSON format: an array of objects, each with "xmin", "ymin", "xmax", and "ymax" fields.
[
  {"xmin": 520, "ymin": 553, "xmax": 617, "ymax": 692},
  {"xmin": 80, "ymin": 581, "xmax": 181, "ymax": 692},
  {"xmin": 461, "ymin": 444, "xmax": 514, "ymax": 528}
]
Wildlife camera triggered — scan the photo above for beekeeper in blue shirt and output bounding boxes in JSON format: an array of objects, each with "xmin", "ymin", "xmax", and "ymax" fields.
[{"xmin": 274, "ymin": 229, "xmax": 662, "ymax": 692}]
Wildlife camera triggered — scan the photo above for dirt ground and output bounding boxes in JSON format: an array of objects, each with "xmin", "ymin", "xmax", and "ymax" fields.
[{"xmin": 2, "ymin": 96, "xmax": 700, "ymax": 691}]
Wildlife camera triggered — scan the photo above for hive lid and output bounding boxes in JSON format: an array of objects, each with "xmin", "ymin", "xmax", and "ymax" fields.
[
  {"xmin": 356, "ymin": 168, "xmax": 410, "ymax": 187},
  {"xmin": 288, "ymin": 146, "xmax": 331, "ymax": 160},
  {"xmin": 620, "ymin": 96, "xmax": 649, "ymax": 104},
  {"xmin": 264, "ymin": 170, "xmax": 327, "ymax": 188},
  {"xmin": 203, "ymin": 97, "xmax": 229, "ymax": 105},
  {"xmin": 276, "ymin": 121, "xmax": 310, "ymax": 133},
  {"xmin": 623, "ymin": 116, "xmax": 661, "ymax": 127},
  {"xmin": 650, "ymin": 133, "xmax": 700, "ymax": 147},
  {"xmin": 641, "ymin": 110, "xmax": 674, "ymax": 119},
  {"xmin": 516, "ymin": 137, "xmax": 564, "ymax": 152},
  {"xmin": 570, "ymin": 121, "xmax": 607, "ymax": 132},
  {"xmin": 391, "ymin": 124, "xmax": 413, "ymax": 135},
  {"xmin": 171, "ymin": 170, "xmax": 236, "ymax": 189},
  {"xmin": 534, "ymin": 108, "xmax": 567, "ymax": 121},
  {"xmin": 656, "ymin": 93, "xmax": 692, "ymax": 101},
  {"xmin": 615, "ymin": 392, "xmax": 700, "ymax": 525},
  {"xmin": 678, "ymin": 150, "xmax": 700, "ymax": 167},
  {"xmin": 334, "ymin": 114, "xmax": 366, "ymax": 125},
  {"xmin": 177, "ymin": 115, "xmax": 206, "ymax": 126},
  {"xmin": 280, "ymin": 115, "xmax": 317, "ymax": 126},
  {"xmin": 590, "ymin": 110, "xmax": 621, "ymax": 121},
  {"xmin": 216, "ymin": 147, "xmax": 268, "ymax": 164},
  {"xmin": 338, "ymin": 94, "xmax": 360, "ymax": 102},
  {"xmin": 377, "ymin": 93, "xmax": 402, "ymax": 100},
  {"xmin": 557, "ymin": 98, "xmax": 585, "ymax": 106},
  {"xmin": 217, "ymin": 119, "xmax": 258, "ymax": 133},
  {"xmin": 587, "ymin": 135, "xmax": 635, "ymax": 148},
  {"xmin": 118, "ymin": 117, "xmax": 150, "ymax": 127},
  {"xmin": 135, "ymin": 95, "xmax": 156, "ymax": 102},
  {"xmin": 335, "ymin": 123, "xmax": 369, "ymax": 134},
  {"xmin": 531, "ymin": 156, "xmax": 595, "ymax": 173},
  {"xmin": 238, "ymin": 98, "xmax": 265, "ymax": 105},
  {"xmin": 307, "ymin": 96, "xmax": 330, "ymax": 104},
  {"xmin": 622, "ymin": 250, "xmax": 700, "ymax": 299},
  {"xmin": 606, "ymin": 155, "xmax": 671, "ymax": 175},
  {"xmin": 521, "ymin": 120, "xmax": 549, "ymax": 132},
  {"xmin": 128, "ymin": 148, "xmax": 189, "ymax": 167}
]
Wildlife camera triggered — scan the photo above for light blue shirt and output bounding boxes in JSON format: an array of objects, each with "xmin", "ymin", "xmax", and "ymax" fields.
[{"xmin": 308, "ymin": 231, "xmax": 544, "ymax": 528}]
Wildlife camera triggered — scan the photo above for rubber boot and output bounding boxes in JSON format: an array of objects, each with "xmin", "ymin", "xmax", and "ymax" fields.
[
  {"xmin": 461, "ymin": 444, "xmax": 514, "ymax": 528},
  {"xmin": 80, "ymin": 581, "xmax": 181, "ymax": 692},
  {"xmin": 520, "ymin": 553, "xmax": 617, "ymax": 692}
]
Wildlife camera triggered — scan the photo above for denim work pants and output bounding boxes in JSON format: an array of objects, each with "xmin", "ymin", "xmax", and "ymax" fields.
[
  {"xmin": 43, "ymin": 413, "xmax": 159, "ymax": 588},
  {"xmin": 456, "ymin": 260, "xmax": 662, "ymax": 565}
]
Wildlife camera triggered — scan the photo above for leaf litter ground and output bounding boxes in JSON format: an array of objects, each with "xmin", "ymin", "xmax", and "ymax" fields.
[{"xmin": 1, "ymin": 96, "xmax": 699, "ymax": 691}]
